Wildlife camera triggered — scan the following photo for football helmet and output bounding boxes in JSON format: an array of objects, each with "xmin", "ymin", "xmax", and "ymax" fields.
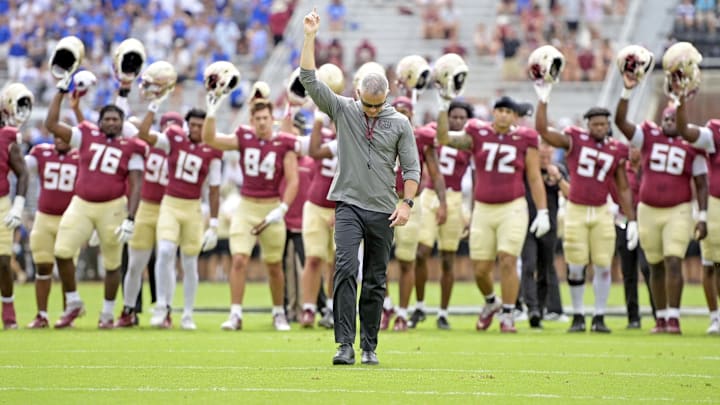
[
  {"xmin": 527, "ymin": 45, "xmax": 565, "ymax": 83},
  {"xmin": 662, "ymin": 42, "xmax": 702, "ymax": 89},
  {"xmin": 396, "ymin": 55, "xmax": 431, "ymax": 91},
  {"xmin": 139, "ymin": 61, "xmax": 177, "ymax": 101},
  {"xmin": 203, "ymin": 61, "xmax": 240, "ymax": 98},
  {"xmin": 664, "ymin": 63, "xmax": 701, "ymax": 102},
  {"xmin": 352, "ymin": 62, "xmax": 386, "ymax": 91},
  {"xmin": 317, "ymin": 63, "xmax": 345, "ymax": 94},
  {"xmin": 113, "ymin": 38, "xmax": 146, "ymax": 84},
  {"xmin": 287, "ymin": 67, "xmax": 308, "ymax": 106},
  {"xmin": 432, "ymin": 53, "xmax": 469, "ymax": 97},
  {"xmin": 250, "ymin": 81, "xmax": 271, "ymax": 100},
  {"xmin": 73, "ymin": 70, "xmax": 97, "ymax": 97},
  {"xmin": 49, "ymin": 36, "xmax": 85, "ymax": 80},
  {"xmin": 0, "ymin": 83, "xmax": 33, "ymax": 128},
  {"xmin": 616, "ymin": 45, "xmax": 655, "ymax": 80}
]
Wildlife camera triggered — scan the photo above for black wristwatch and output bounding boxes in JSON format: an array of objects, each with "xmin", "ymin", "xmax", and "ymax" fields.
[{"xmin": 402, "ymin": 198, "xmax": 414, "ymax": 208}]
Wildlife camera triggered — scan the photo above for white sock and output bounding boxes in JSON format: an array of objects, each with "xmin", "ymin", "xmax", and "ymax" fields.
[
  {"xmin": 272, "ymin": 306, "xmax": 285, "ymax": 316},
  {"xmin": 656, "ymin": 309, "xmax": 668, "ymax": 320},
  {"xmin": 1, "ymin": 295, "xmax": 13, "ymax": 303},
  {"xmin": 383, "ymin": 296, "xmax": 393, "ymax": 311},
  {"xmin": 326, "ymin": 299, "xmax": 333, "ymax": 312},
  {"xmin": 65, "ymin": 291, "xmax": 80, "ymax": 303},
  {"xmin": 711, "ymin": 310, "xmax": 719, "ymax": 321},
  {"xmin": 38, "ymin": 311, "xmax": 48, "ymax": 319},
  {"xmin": 593, "ymin": 266, "xmax": 611, "ymax": 316},
  {"xmin": 124, "ymin": 248, "xmax": 152, "ymax": 308},
  {"xmin": 484, "ymin": 293, "xmax": 496, "ymax": 304},
  {"xmin": 438, "ymin": 309, "xmax": 448, "ymax": 318},
  {"xmin": 181, "ymin": 253, "xmax": 198, "ymax": 317},
  {"xmin": 415, "ymin": 301, "xmax": 425, "ymax": 311},
  {"xmin": 570, "ymin": 285, "xmax": 585, "ymax": 315},
  {"xmin": 302, "ymin": 303, "xmax": 317, "ymax": 312},
  {"xmin": 154, "ymin": 240, "xmax": 178, "ymax": 307},
  {"xmin": 397, "ymin": 307, "xmax": 408, "ymax": 320},
  {"xmin": 103, "ymin": 299, "xmax": 115, "ymax": 315},
  {"xmin": 667, "ymin": 307, "xmax": 680, "ymax": 319},
  {"xmin": 231, "ymin": 304, "xmax": 242, "ymax": 318}
]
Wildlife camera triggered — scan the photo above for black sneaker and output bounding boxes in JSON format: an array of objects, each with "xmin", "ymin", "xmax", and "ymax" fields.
[
  {"xmin": 408, "ymin": 308, "xmax": 426, "ymax": 328},
  {"xmin": 529, "ymin": 310, "xmax": 542, "ymax": 329},
  {"xmin": 333, "ymin": 343, "xmax": 355, "ymax": 365},
  {"xmin": 361, "ymin": 350, "xmax": 379, "ymax": 365},
  {"xmin": 567, "ymin": 314, "xmax": 586, "ymax": 333},
  {"xmin": 591, "ymin": 315, "xmax": 611, "ymax": 333},
  {"xmin": 436, "ymin": 316, "xmax": 451, "ymax": 330}
]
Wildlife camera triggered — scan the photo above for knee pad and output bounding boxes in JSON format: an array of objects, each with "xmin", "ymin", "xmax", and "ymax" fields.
[{"xmin": 567, "ymin": 264, "xmax": 586, "ymax": 286}]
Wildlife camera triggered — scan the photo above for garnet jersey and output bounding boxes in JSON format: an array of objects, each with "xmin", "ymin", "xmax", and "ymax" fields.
[
  {"xmin": 304, "ymin": 127, "xmax": 338, "ymax": 208},
  {"xmin": 27, "ymin": 144, "xmax": 79, "ymax": 215},
  {"xmin": 631, "ymin": 121, "xmax": 706, "ymax": 207},
  {"xmin": 70, "ymin": 121, "xmax": 147, "ymax": 202},
  {"xmin": 157, "ymin": 125, "xmax": 223, "ymax": 200},
  {"xmin": 698, "ymin": 120, "xmax": 720, "ymax": 198},
  {"xmin": 234, "ymin": 126, "xmax": 297, "ymax": 198},
  {"xmin": 425, "ymin": 145, "xmax": 472, "ymax": 192},
  {"xmin": 466, "ymin": 119, "xmax": 538, "ymax": 203},
  {"xmin": 0, "ymin": 126, "xmax": 20, "ymax": 197},
  {"xmin": 139, "ymin": 145, "xmax": 168, "ymax": 204},
  {"xmin": 564, "ymin": 126, "xmax": 626, "ymax": 206},
  {"xmin": 609, "ymin": 161, "xmax": 640, "ymax": 216},
  {"xmin": 283, "ymin": 155, "xmax": 315, "ymax": 231},
  {"xmin": 396, "ymin": 125, "xmax": 436, "ymax": 195}
]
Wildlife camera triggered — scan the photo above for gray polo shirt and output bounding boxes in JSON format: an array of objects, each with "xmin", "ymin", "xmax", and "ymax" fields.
[{"xmin": 300, "ymin": 68, "xmax": 420, "ymax": 214}]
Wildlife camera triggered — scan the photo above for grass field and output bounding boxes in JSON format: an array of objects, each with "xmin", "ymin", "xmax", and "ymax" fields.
[{"xmin": 0, "ymin": 281, "xmax": 718, "ymax": 404}]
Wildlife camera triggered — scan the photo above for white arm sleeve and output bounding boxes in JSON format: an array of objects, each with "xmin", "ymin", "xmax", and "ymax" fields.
[
  {"xmin": 629, "ymin": 125, "xmax": 644, "ymax": 149},
  {"xmin": 24, "ymin": 155, "xmax": 37, "ymax": 176},
  {"xmin": 155, "ymin": 132, "xmax": 170, "ymax": 153},
  {"xmin": 692, "ymin": 154, "xmax": 708, "ymax": 176},
  {"xmin": 326, "ymin": 139, "xmax": 338, "ymax": 157},
  {"xmin": 122, "ymin": 121, "xmax": 139, "ymax": 138},
  {"xmin": 128, "ymin": 154, "xmax": 145, "ymax": 171},
  {"xmin": 69, "ymin": 127, "xmax": 82, "ymax": 149},
  {"xmin": 694, "ymin": 127, "xmax": 716, "ymax": 154},
  {"xmin": 208, "ymin": 159, "xmax": 222, "ymax": 186},
  {"xmin": 448, "ymin": 130, "xmax": 466, "ymax": 138},
  {"xmin": 297, "ymin": 136, "xmax": 310, "ymax": 156}
]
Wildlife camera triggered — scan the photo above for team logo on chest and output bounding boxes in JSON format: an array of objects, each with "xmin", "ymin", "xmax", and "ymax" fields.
[{"xmin": 380, "ymin": 120, "xmax": 391, "ymax": 130}]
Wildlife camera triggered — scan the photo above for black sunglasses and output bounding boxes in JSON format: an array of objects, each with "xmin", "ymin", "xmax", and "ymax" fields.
[{"xmin": 361, "ymin": 99, "xmax": 385, "ymax": 109}]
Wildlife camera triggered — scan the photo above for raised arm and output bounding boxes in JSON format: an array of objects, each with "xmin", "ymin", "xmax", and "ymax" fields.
[
  {"xmin": 44, "ymin": 92, "xmax": 73, "ymax": 143},
  {"xmin": 614, "ymin": 74, "xmax": 641, "ymax": 140},
  {"xmin": 202, "ymin": 94, "xmax": 241, "ymax": 151},
  {"xmin": 298, "ymin": 9, "xmax": 341, "ymax": 119},
  {"xmin": 137, "ymin": 109, "xmax": 159, "ymax": 146},
  {"xmin": 535, "ymin": 101, "xmax": 570, "ymax": 149},
  {"xmin": 300, "ymin": 8, "xmax": 319, "ymax": 71},
  {"xmin": 436, "ymin": 108, "xmax": 473, "ymax": 150},
  {"xmin": 676, "ymin": 94, "xmax": 701, "ymax": 143}
]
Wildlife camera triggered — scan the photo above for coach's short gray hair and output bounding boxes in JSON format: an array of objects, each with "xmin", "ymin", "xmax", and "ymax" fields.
[{"xmin": 359, "ymin": 73, "xmax": 389, "ymax": 97}]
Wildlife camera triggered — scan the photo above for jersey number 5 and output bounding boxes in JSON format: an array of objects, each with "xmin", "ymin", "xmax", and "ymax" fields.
[
  {"xmin": 577, "ymin": 146, "xmax": 614, "ymax": 182},
  {"xmin": 43, "ymin": 162, "xmax": 76, "ymax": 192},
  {"xmin": 649, "ymin": 143, "xmax": 686, "ymax": 175}
]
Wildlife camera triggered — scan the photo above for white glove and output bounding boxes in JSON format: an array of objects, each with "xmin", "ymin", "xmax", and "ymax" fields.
[
  {"xmin": 205, "ymin": 92, "xmax": 229, "ymax": 118},
  {"xmin": 88, "ymin": 230, "xmax": 101, "ymax": 247},
  {"xmin": 533, "ymin": 81, "xmax": 553, "ymax": 103},
  {"xmin": 57, "ymin": 74, "xmax": 73, "ymax": 93},
  {"xmin": 626, "ymin": 220, "xmax": 639, "ymax": 250},
  {"xmin": 264, "ymin": 203, "xmax": 289, "ymax": 225},
  {"xmin": 3, "ymin": 196, "xmax": 24, "ymax": 229},
  {"xmin": 148, "ymin": 91, "xmax": 170, "ymax": 113},
  {"xmin": 529, "ymin": 208, "xmax": 550, "ymax": 238},
  {"xmin": 114, "ymin": 218, "xmax": 135, "ymax": 244},
  {"xmin": 436, "ymin": 91, "xmax": 451, "ymax": 111},
  {"xmin": 201, "ymin": 219, "xmax": 219, "ymax": 252}
]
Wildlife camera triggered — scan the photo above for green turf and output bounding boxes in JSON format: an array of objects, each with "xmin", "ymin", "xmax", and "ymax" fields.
[{"xmin": 0, "ymin": 282, "xmax": 718, "ymax": 404}]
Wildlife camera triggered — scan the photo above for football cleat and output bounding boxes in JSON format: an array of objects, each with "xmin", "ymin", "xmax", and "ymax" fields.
[
  {"xmin": 98, "ymin": 312, "xmax": 114, "ymax": 329},
  {"xmin": 317, "ymin": 63, "xmax": 345, "ymax": 94},
  {"xmin": 567, "ymin": 314, "xmax": 586, "ymax": 333},
  {"xmin": 379, "ymin": 307, "xmax": 394, "ymax": 331},
  {"xmin": 27, "ymin": 314, "xmax": 49, "ymax": 329},
  {"xmin": 300, "ymin": 309, "xmax": 315, "ymax": 328},
  {"xmin": 139, "ymin": 60, "xmax": 177, "ymax": 101},
  {"xmin": 0, "ymin": 83, "xmax": 33, "ymax": 128},
  {"xmin": 432, "ymin": 53, "xmax": 468, "ymax": 98},
  {"xmin": 181, "ymin": 314, "xmax": 197, "ymax": 331},
  {"xmin": 396, "ymin": 54, "xmax": 431, "ymax": 91},
  {"xmin": 54, "ymin": 300, "xmax": 85, "ymax": 329},
  {"xmin": 706, "ymin": 318, "xmax": 720, "ymax": 335},
  {"xmin": 650, "ymin": 318, "xmax": 667, "ymax": 334},
  {"xmin": 590, "ymin": 315, "xmax": 611, "ymax": 333},
  {"xmin": 49, "ymin": 35, "xmax": 85, "ymax": 80},
  {"xmin": 666, "ymin": 317, "xmax": 681, "ymax": 334},
  {"xmin": 150, "ymin": 305, "xmax": 172, "ymax": 329},
  {"xmin": 114, "ymin": 307, "xmax": 137, "ymax": 328},
  {"xmin": 616, "ymin": 44, "xmax": 655, "ymax": 81},
  {"xmin": 113, "ymin": 38, "xmax": 146, "ymax": 84},
  {"xmin": 221, "ymin": 313, "xmax": 242, "ymax": 331},
  {"xmin": 392, "ymin": 316, "xmax": 408, "ymax": 331},
  {"xmin": 500, "ymin": 315, "xmax": 517, "ymax": 333},
  {"xmin": 476, "ymin": 301, "xmax": 502, "ymax": 331},
  {"xmin": 528, "ymin": 45, "xmax": 565, "ymax": 84},
  {"xmin": 408, "ymin": 308, "xmax": 426, "ymax": 328},
  {"xmin": 2, "ymin": 302, "xmax": 17, "ymax": 330},
  {"xmin": 436, "ymin": 315, "xmax": 451, "ymax": 330},
  {"xmin": 318, "ymin": 308, "xmax": 334, "ymax": 329},
  {"xmin": 273, "ymin": 313, "xmax": 291, "ymax": 331}
]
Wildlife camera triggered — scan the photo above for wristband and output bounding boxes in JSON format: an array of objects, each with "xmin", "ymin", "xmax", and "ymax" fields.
[
  {"xmin": 698, "ymin": 210, "xmax": 707, "ymax": 222},
  {"xmin": 537, "ymin": 208, "xmax": 548, "ymax": 215},
  {"xmin": 148, "ymin": 102, "xmax": 159, "ymax": 113},
  {"xmin": 621, "ymin": 87, "xmax": 633, "ymax": 100},
  {"xmin": 209, "ymin": 218, "xmax": 219, "ymax": 228},
  {"xmin": 126, "ymin": 215, "xmax": 134, "ymax": 222},
  {"xmin": 11, "ymin": 196, "xmax": 25, "ymax": 212}
]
